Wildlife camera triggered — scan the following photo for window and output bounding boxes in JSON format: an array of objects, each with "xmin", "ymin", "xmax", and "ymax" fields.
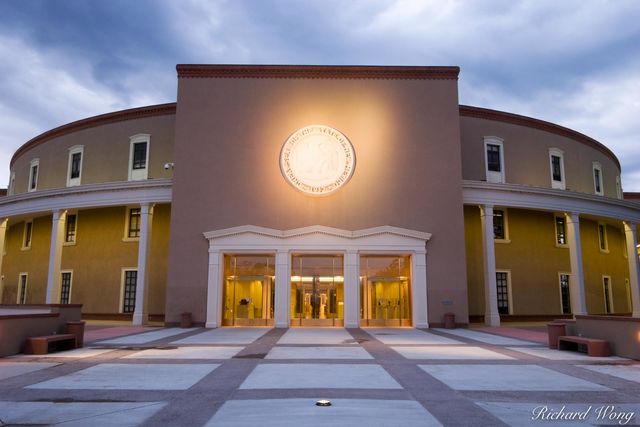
[
  {"xmin": 18, "ymin": 273, "xmax": 28, "ymax": 304},
  {"xmin": 484, "ymin": 136, "xmax": 505, "ymax": 183},
  {"xmin": 549, "ymin": 149, "xmax": 565, "ymax": 190},
  {"xmin": 60, "ymin": 271, "xmax": 72, "ymax": 304},
  {"xmin": 616, "ymin": 175, "xmax": 622, "ymax": 199},
  {"xmin": 126, "ymin": 208, "xmax": 141, "ymax": 239},
  {"xmin": 122, "ymin": 270, "xmax": 137, "ymax": 313},
  {"xmin": 128, "ymin": 134, "xmax": 150, "ymax": 181},
  {"xmin": 496, "ymin": 271, "xmax": 511, "ymax": 314},
  {"xmin": 22, "ymin": 221, "xmax": 33, "ymax": 249},
  {"xmin": 625, "ymin": 279, "xmax": 632, "ymax": 313},
  {"xmin": 598, "ymin": 223, "xmax": 608, "ymax": 252},
  {"xmin": 8, "ymin": 171, "xmax": 15, "ymax": 196},
  {"xmin": 593, "ymin": 162, "xmax": 603, "ymax": 195},
  {"xmin": 67, "ymin": 145, "xmax": 84, "ymax": 187},
  {"xmin": 603, "ymin": 276, "xmax": 613, "ymax": 314},
  {"xmin": 493, "ymin": 209, "xmax": 506, "ymax": 240},
  {"xmin": 555, "ymin": 216, "xmax": 567, "ymax": 246},
  {"xmin": 559, "ymin": 273, "xmax": 571, "ymax": 314},
  {"xmin": 28, "ymin": 159, "xmax": 39, "ymax": 192},
  {"xmin": 65, "ymin": 214, "xmax": 77, "ymax": 243}
]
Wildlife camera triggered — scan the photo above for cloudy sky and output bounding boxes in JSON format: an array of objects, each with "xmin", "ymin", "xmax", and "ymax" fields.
[{"xmin": 1, "ymin": 0, "xmax": 639, "ymax": 189}]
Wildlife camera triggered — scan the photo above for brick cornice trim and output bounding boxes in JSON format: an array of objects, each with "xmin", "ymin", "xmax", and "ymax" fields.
[
  {"xmin": 176, "ymin": 64, "xmax": 460, "ymax": 80},
  {"xmin": 460, "ymin": 105, "xmax": 620, "ymax": 170},
  {"xmin": 11, "ymin": 103, "xmax": 177, "ymax": 168}
]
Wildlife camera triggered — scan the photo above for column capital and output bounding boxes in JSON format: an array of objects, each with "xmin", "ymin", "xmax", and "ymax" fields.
[
  {"xmin": 565, "ymin": 212, "xmax": 580, "ymax": 223},
  {"xmin": 479, "ymin": 204, "xmax": 494, "ymax": 216}
]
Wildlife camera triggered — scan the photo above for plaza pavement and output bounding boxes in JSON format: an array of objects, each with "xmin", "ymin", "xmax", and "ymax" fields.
[{"xmin": 0, "ymin": 325, "xmax": 639, "ymax": 426}]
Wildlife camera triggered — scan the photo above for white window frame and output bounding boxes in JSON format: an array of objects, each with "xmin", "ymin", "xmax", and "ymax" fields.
[
  {"xmin": 548, "ymin": 148, "xmax": 566, "ymax": 190},
  {"xmin": 64, "ymin": 212, "xmax": 78, "ymax": 245},
  {"xmin": 554, "ymin": 215, "xmax": 569, "ymax": 248},
  {"xmin": 598, "ymin": 222, "xmax": 609, "ymax": 253},
  {"xmin": 128, "ymin": 134, "xmax": 150, "ymax": 181},
  {"xmin": 8, "ymin": 171, "xmax": 15, "ymax": 196},
  {"xmin": 66, "ymin": 145, "xmax": 84, "ymax": 187},
  {"xmin": 22, "ymin": 220, "xmax": 33, "ymax": 250},
  {"xmin": 484, "ymin": 136, "xmax": 505, "ymax": 184},
  {"xmin": 493, "ymin": 207, "xmax": 510, "ymax": 243},
  {"xmin": 615, "ymin": 175, "xmax": 622, "ymax": 199},
  {"xmin": 28, "ymin": 159, "xmax": 39, "ymax": 192},
  {"xmin": 593, "ymin": 161, "xmax": 603, "ymax": 196},
  {"xmin": 123, "ymin": 206, "xmax": 141, "ymax": 242},
  {"xmin": 119, "ymin": 268, "xmax": 138, "ymax": 314},
  {"xmin": 495, "ymin": 269, "xmax": 513, "ymax": 315},
  {"xmin": 602, "ymin": 275, "xmax": 613, "ymax": 314},
  {"xmin": 558, "ymin": 272, "xmax": 572, "ymax": 314},
  {"xmin": 60, "ymin": 270, "xmax": 73, "ymax": 304},
  {"xmin": 17, "ymin": 273, "xmax": 28, "ymax": 304}
]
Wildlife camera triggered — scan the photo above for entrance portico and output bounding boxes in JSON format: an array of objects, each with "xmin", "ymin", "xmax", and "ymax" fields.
[{"xmin": 204, "ymin": 225, "xmax": 431, "ymax": 328}]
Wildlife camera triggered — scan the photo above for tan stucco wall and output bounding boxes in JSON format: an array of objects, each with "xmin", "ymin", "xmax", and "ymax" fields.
[
  {"xmin": 465, "ymin": 206, "xmax": 631, "ymax": 317},
  {"xmin": 460, "ymin": 116, "xmax": 620, "ymax": 198},
  {"xmin": 10, "ymin": 115, "xmax": 175, "ymax": 193},
  {"xmin": 167, "ymin": 76, "xmax": 468, "ymax": 325}
]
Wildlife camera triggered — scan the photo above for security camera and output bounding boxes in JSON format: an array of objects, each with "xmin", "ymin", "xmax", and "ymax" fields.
[{"xmin": 164, "ymin": 162, "xmax": 174, "ymax": 170}]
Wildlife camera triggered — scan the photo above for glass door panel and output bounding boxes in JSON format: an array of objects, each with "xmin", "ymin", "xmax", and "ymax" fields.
[
  {"xmin": 223, "ymin": 254, "xmax": 275, "ymax": 326},
  {"xmin": 360, "ymin": 255, "xmax": 411, "ymax": 327}
]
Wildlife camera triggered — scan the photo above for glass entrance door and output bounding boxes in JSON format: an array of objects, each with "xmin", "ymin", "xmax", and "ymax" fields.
[
  {"xmin": 291, "ymin": 254, "xmax": 344, "ymax": 326},
  {"xmin": 223, "ymin": 254, "xmax": 275, "ymax": 326},
  {"xmin": 360, "ymin": 255, "xmax": 412, "ymax": 326}
]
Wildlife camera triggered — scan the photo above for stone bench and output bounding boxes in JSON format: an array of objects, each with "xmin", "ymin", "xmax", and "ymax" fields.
[
  {"xmin": 24, "ymin": 334, "xmax": 77, "ymax": 355},
  {"xmin": 558, "ymin": 335, "xmax": 611, "ymax": 357}
]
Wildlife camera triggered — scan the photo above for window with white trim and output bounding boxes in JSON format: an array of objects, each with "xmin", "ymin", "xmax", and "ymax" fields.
[
  {"xmin": 555, "ymin": 216, "xmax": 567, "ymax": 246},
  {"xmin": 22, "ymin": 220, "xmax": 33, "ymax": 250},
  {"xmin": 67, "ymin": 145, "xmax": 84, "ymax": 187},
  {"xmin": 28, "ymin": 159, "xmax": 39, "ymax": 192},
  {"xmin": 603, "ymin": 276, "xmax": 613, "ymax": 314},
  {"xmin": 598, "ymin": 223, "xmax": 608, "ymax": 252},
  {"xmin": 493, "ymin": 209, "xmax": 509, "ymax": 241},
  {"xmin": 559, "ymin": 273, "xmax": 571, "ymax": 314},
  {"xmin": 484, "ymin": 137, "xmax": 505, "ymax": 183},
  {"xmin": 128, "ymin": 134, "xmax": 150, "ymax": 181},
  {"xmin": 124, "ymin": 207, "xmax": 141, "ymax": 239},
  {"xmin": 60, "ymin": 271, "xmax": 72, "ymax": 304},
  {"xmin": 593, "ymin": 162, "xmax": 603, "ymax": 195},
  {"xmin": 65, "ymin": 214, "xmax": 77, "ymax": 243},
  {"xmin": 496, "ymin": 271, "xmax": 511, "ymax": 315},
  {"xmin": 8, "ymin": 171, "xmax": 15, "ymax": 196},
  {"xmin": 616, "ymin": 175, "xmax": 622, "ymax": 199},
  {"xmin": 121, "ymin": 269, "xmax": 137, "ymax": 313},
  {"xmin": 18, "ymin": 273, "xmax": 28, "ymax": 304},
  {"xmin": 549, "ymin": 148, "xmax": 565, "ymax": 190}
]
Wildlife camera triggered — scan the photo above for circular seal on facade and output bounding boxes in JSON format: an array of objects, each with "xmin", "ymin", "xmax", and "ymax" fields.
[{"xmin": 279, "ymin": 125, "xmax": 356, "ymax": 196}]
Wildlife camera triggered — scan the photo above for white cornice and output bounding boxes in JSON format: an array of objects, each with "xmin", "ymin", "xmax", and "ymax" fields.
[
  {"xmin": 463, "ymin": 180, "xmax": 640, "ymax": 222},
  {"xmin": 0, "ymin": 179, "xmax": 172, "ymax": 219}
]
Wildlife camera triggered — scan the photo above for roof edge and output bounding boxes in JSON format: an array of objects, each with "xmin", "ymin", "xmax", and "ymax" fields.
[{"xmin": 459, "ymin": 105, "xmax": 620, "ymax": 171}]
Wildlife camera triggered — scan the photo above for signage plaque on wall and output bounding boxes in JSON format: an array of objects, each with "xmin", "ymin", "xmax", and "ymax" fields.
[{"xmin": 279, "ymin": 125, "xmax": 356, "ymax": 196}]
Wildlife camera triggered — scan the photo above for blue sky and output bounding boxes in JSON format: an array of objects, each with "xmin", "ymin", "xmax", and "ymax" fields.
[{"xmin": 1, "ymin": 0, "xmax": 640, "ymax": 189}]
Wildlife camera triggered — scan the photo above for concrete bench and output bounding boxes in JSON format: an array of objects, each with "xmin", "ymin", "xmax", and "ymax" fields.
[
  {"xmin": 24, "ymin": 334, "xmax": 77, "ymax": 355},
  {"xmin": 558, "ymin": 335, "xmax": 611, "ymax": 357}
]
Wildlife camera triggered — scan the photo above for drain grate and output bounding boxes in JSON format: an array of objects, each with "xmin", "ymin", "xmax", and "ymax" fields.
[{"xmin": 233, "ymin": 353, "xmax": 267, "ymax": 359}]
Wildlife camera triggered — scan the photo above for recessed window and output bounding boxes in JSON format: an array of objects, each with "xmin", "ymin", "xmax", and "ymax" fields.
[
  {"xmin": 616, "ymin": 175, "xmax": 622, "ymax": 199},
  {"xmin": 60, "ymin": 271, "xmax": 72, "ymax": 304},
  {"xmin": 484, "ymin": 137, "xmax": 505, "ymax": 183},
  {"xmin": 128, "ymin": 134, "xmax": 150, "ymax": 181},
  {"xmin": 18, "ymin": 273, "xmax": 28, "ymax": 304},
  {"xmin": 65, "ymin": 214, "xmax": 77, "ymax": 243},
  {"xmin": 125, "ymin": 207, "xmax": 141, "ymax": 239},
  {"xmin": 593, "ymin": 162, "xmax": 603, "ymax": 195},
  {"xmin": 22, "ymin": 221, "xmax": 33, "ymax": 249},
  {"xmin": 122, "ymin": 270, "xmax": 137, "ymax": 313},
  {"xmin": 549, "ymin": 149, "xmax": 565, "ymax": 190},
  {"xmin": 559, "ymin": 273, "xmax": 571, "ymax": 314},
  {"xmin": 555, "ymin": 216, "xmax": 567, "ymax": 246},
  {"xmin": 8, "ymin": 171, "xmax": 15, "ymax": 196},
  {"xmin": 496, "ymin": 271, "xmax": 511, "ymax": 315},
  {"xmin": 603, "ymin": 276, "xmax": 613, "ymax": 314},
  {"xmin": 493, "ymin": 209, "xmax": 508, "ymax": 241},
  {"xmin": 67, "ymin": 145, "xmax": 84, "ymax": 187},
  {"xmin": 625, "ymin": 278, "xmax": 631, "ymax": 313},
  {"xmin": 28, "ymin": 159, "xmax": 39, "ymax": 192},
  {"xmin": 598, "ymin": 223, "xmax": 608, "ymax": 252}
]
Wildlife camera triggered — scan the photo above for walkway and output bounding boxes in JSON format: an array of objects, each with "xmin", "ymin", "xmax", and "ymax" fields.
[{"xmin": 0, "ymin": 325, "xmax": 638, "ymax": 426}]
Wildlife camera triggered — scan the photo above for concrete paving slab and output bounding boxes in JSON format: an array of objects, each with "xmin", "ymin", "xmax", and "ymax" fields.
[
  {"xmin": 172, "ymin": 328, "xmax": 269, "ymax": 345},
  {"xmin": 266, "ymin": 346, "xmax": 373, "ymax": 359},
  {"xmin": 12, "ymin": 348, "xmax": 116, "ymax": 359},
  {"xmin": 580, "ymin": 365, "xmax": 640, "ymax": 383},
  {"xmin": 366, "ymin": 328, "xmax": 462, "ymax": 345},
  {"xmin": 392, "ymin": 346, "xmax": 514, "ymax": 360},
  {"xmin": 508, "ymin": 347, "xmax": 628, "ymax": 361},
  {"xmin": 96, "ymin": 327, "xmax": 199, "ymax": 344},
  {"xmin": 0, "ymin": 362, "xmax": 59, "ymax": 380},
  {"xmin": 277, "ymin": 328, "xmax": 356, "ymax": 345},
  {"xmin": 434, "ymin": 328, "xmax": 538, "ymax": 345},
  {"xmin": 0, "ymin": 401, "xmax": 166, "ymax": 427},
  {"xmin": 205, "ymin": 398, "xmax": 442, "ymax": 426},
  {"xmin": 476, "ymin": 402, "xmax": 640, "ymax": 426},
  {"xmin": 123, "ymin": 346, "xmax": 243, "ymax": 359},
  {"xmin": 26, "ymin": 363, "xmax": 219, "ymax": 390},
  {"xmin": 240, "ymin": 364, "xmax": 402, "ymax": 389},
  {"xmin": 419, "ymin": 364, "xmax": 611, "ymax": 391}
]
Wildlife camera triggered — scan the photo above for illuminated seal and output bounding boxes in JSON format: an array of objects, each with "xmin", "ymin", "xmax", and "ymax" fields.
[{"xmin": 279, "ymin": 125, "xmax": 356, "ymax": 196}]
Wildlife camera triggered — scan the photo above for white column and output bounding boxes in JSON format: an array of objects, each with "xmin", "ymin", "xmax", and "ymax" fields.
[
  {"xmin": 45, "ymin": 210, "xmax": 66, "ymax": 304},
  {"xmin": 132, "ymin": 203, "xmax": 154, "ymax": 325},
  {"xmin": 274, "ymin": 250, "xmax": 290, "ymax": 328},
  {"xmin": 205, "ymin": 247, "xmax": 222, "ymax": 328},
  {"xmin": 566, "ymin": 212, "xmax": 587, "ymax": 316},
  {"xmin": 0, "ymin": 218, "xmax": 7, "ymax": 301},
  {"xmin": 624, "ymin": 222, "xmax": 640, "ymax": 317},
  {"xmin": 412, "ymin": 249, "xmax": 429, "ymax": 328},
  {"xmin": 480, "ymin": 205, "xmax": 500, "ymax": 326},
  {"xmin": 344, "ymin": 250, "xmax": 360, "ymax": 328}
]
